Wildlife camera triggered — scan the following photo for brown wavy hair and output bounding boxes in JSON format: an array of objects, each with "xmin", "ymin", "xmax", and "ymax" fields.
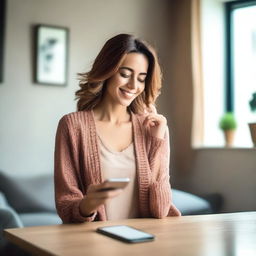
[{"xmin": 75, "ymin": 34, "xmax": 162, "ymax": 114}]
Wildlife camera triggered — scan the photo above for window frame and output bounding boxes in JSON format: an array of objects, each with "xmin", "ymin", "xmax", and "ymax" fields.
[{"xmin": 225, "ymin": 0, "xmax": 256, "ymax": 112}]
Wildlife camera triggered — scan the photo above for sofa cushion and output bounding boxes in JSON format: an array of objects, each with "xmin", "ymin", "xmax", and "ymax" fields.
[
  {"xmin": 0, "ymin": 192, "xmax": 23, "ymax": 229},
  {"xmin": 19, "ymin": 213, "xmax": 62, "ymax": 227},
  {"xmin": 172, "ymin": 189, "xmax": 213, "ymax": 215},
  {"xmin": 0, "ymin": 192, "xmax": 23, "ymax": 249},
  {"xmin": 0, "ymin": 171, "xmax": 56, "ymax": 213}
]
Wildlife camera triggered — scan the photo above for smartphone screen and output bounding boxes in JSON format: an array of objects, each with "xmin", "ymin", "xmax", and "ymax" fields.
[{"xmin": 96, "ymin": 225, "xmax": 155, "ymax": 243}]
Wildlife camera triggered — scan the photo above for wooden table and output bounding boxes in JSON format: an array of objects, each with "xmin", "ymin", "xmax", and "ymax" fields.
[{"xmin": 4, "ymin": 212, "xmax": 256, "ymax": 256}]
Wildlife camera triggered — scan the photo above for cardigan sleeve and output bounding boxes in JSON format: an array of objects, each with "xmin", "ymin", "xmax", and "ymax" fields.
[
  {"xmin": 147, "ymin": 127, "xmax": 181, "ymax": 218},
  {"xmin": 54, "ymin": 115, "xmax": 97, "ymax": 223}
]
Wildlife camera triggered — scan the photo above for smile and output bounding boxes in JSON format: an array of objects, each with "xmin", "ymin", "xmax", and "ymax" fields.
[{"xmin": 119, "ymin": 88, "xmax": 136, "ymax": 98}]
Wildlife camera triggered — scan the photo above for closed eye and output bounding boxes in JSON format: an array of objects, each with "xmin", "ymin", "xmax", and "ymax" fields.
[
  {"xmin": 138, "ymin": 78, "xmax": 146, "ymax": 83},
  {"xmin": 120, "ymin": 72, "xmax": 131, "ymax": 78},
  {"xmin": 138, "ymin": 74, "xmax": 146, "ymax": 83}
]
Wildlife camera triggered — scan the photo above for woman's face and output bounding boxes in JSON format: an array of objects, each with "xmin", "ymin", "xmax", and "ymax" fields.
[{"xmin": 104, "ymin": 52, "xmax": 149, "ymax": 107}]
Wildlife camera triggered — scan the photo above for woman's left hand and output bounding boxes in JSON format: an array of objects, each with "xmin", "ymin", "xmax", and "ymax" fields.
[{"xmin": 143, "ymin": 107, "xmax": 167, "ymax": 139}]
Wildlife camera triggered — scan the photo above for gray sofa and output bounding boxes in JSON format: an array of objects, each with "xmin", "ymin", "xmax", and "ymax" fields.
[
  {"xmin": 0, "ymin": 171, "xmax": 62, "ymax": 255},
  {"xmin": 0, "ymin": 170, "xmax": 214, "ymax": 254},
  {"xmin": 0, "ymin": 171, "xmax": 62, "ymax": 227},
  {"xmin": 172, "ymin": 189, "xmax": 213, "ymax": 215}
]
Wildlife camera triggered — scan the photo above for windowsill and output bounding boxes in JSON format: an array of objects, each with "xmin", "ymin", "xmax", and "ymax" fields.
[{"xmin": 193, "ymin": 146, "xmax": 256, "ymax": 150}]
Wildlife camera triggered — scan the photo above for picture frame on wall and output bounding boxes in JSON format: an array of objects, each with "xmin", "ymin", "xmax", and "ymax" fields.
[
  {"xmin": 0, "ymin": 0, "xmax": 6, "ymax": 83},
  {"xmin": 34, "ymin": 25, "xmax": 69, "ymax": 86}
]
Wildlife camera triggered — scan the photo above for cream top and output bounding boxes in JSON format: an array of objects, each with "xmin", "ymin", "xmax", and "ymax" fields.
[{"xmin": 98, "ymin": 135, "xmax": 140, "ymax": 220}]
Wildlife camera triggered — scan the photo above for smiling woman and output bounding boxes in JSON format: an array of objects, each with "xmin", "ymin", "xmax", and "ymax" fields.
[
  {"xmin": 54, "ymin": 34, "xmax": 181, "ymax": 223},
  {"xmin": 75, "ymin": 34, "xmax": 161, "ymax": 114},
  {"xmin": 99, "ymin": 53, "xmax": 148, "ymax": 109}
]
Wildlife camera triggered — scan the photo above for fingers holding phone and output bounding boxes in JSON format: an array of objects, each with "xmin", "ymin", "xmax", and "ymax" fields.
[
  {"xmin": 87, "ymin": 183, "xmax": 123, "ymax": 200},
  {"xmin": 79, "ymin": 184, "xmax": 123, "ymax": 217},
  {"xmin": 79, "ymin": 178, "xmax": 130, "ymax": 217}
]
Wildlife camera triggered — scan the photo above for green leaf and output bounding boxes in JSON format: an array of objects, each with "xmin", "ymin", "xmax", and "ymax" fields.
[{"xmin": 249, "ymin": 92, "xmax": 256, "ymax": 112}]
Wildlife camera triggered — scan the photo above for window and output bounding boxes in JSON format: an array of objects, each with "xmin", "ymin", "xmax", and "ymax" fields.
[
  {"xmin": 226, "ymin": 0, "xmax": 256, "ymax": 147},
  {"xmin": 201, "ymin": 0, "xmax": 225, "ymax": 147}
]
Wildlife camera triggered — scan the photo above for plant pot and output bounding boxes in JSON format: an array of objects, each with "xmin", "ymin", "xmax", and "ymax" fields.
[
  {"xmin": 224, "ymin": 130, "xmax": 235, "ymax": 147},
  {"xmin": 248, "ymin": 123, "xmax": 256, "ymax": 147}
]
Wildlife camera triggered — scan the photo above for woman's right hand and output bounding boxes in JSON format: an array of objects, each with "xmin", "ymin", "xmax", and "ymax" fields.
[{"xmin": 79, "ymin": 183, "xmax": 123, "ymax": 217}]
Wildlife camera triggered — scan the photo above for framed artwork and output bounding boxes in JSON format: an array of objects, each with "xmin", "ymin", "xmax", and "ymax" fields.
[
  {"xmin": 0, "ymin": 0, "xmax": 6, "ymax": 83},
  {"xmin": 34, "ymin": 25, "xmax": 69, "ymax": 86}
]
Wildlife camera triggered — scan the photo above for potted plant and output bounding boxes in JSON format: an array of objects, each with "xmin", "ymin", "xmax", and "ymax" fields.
[
  {"xmin": 219, "ymin": 112, "xmax": 237, "ymax": 147},
  {"xmin": 249, "ymin": 92, "xmax": 256, "ymax": 147}
]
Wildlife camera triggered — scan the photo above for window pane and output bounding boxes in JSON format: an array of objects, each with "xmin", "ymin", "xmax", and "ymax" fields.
[{"xmin": 232, "ymin": 5, "xmax": 256, "ymax": 147}]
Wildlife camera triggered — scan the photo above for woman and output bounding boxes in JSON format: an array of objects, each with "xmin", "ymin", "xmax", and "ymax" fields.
[{"xmin": 54, "ymin": 34, "xmax": 181, "ymax": 223}]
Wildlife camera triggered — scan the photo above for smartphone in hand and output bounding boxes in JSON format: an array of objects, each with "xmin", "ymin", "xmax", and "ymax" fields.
[
  {"xmin": 98, "ymin": 178, "xmax": 130, "ymax": 192},
  {"xmin": 96, "ymin": 225, "xmax": 155, "ymax": 243}
]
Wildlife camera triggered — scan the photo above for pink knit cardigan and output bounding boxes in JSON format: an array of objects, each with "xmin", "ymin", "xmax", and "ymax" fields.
[{"xmin": 54, "ymin": 110, "xmax": 181, "ymax": 223}]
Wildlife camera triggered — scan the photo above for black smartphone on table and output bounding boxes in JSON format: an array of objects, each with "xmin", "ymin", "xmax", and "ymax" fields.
[{"xmin": 96, "ymin": 225, "xmax": 155, "ymax": 243}]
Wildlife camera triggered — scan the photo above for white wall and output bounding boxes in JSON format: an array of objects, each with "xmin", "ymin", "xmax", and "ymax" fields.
[
  {"xmin": 186, "ymin": 148, "xmax": 256, "ymax": 212},
  {"xmin": 0, "ymin": 0, "xmax": 171, "ymax": 175}
]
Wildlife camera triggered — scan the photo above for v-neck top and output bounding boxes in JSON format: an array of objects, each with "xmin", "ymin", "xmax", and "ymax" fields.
[
  {"xmin": 98, "ymin": 136, "xmax": 140, "ymax": 220},
  {"xmin": 54, "ymin": 110, "xmax": 181, "ymax": 223}
]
